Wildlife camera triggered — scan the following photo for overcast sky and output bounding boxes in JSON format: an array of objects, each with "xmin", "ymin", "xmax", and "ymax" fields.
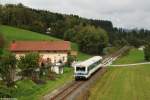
[{"xmin": 1, "ymin": 0, "xmax": 150, "ymax": 29}]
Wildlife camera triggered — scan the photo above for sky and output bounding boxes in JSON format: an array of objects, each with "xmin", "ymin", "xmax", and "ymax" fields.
[{"xmin": 1, "ymin": 0, "xmax": 150, "ymax": 29}]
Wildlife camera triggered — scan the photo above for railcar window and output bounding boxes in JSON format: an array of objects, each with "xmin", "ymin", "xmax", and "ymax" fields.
[
  {"xmin": 88, "ymin": 60, "xmax": 101, "ymax": 71},
  {"xmin": 76, "ymin": 67, "xmax": 85, "ymax": 71}
]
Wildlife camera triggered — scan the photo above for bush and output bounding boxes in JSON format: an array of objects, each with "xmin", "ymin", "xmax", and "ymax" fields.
[
  {"xmin": 0, "ymin": 86, "xmax": 12, "ymax": 98},
  {"xmin": 0, "ymin": 48, "xmax": 3, "ymax": 56},
  {"xmin": 0, "ymin": 33, "xmax": 5, "ymax": 48},
  {"xmin": 144, "ymin": 44, "xmax": 150, "ymax": 61},
  {"xmin": 18, "ymin": 52, "xmax": 40, "ymax": 79},
  {"xmin": 103, "ymin": 47, "xmax": 117, "ymax": 55},
  {"xmin": 0, "ymin": 33, "xmax": 5, "ymax": 56},
  {"xmin": 0, "ymin": 53, "xmax": 17, "ymax": 87},
  {"xmin": 67, "ymin": 55, "xmax": 75, "ymax": 66}
]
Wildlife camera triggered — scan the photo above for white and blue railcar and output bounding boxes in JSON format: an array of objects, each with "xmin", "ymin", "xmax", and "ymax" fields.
[{"xmin": 74, "ymin": 56, "xmax": 102, "ymax": 80}]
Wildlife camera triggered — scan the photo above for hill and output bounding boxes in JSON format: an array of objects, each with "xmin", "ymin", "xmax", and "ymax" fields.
[
  {"xmin": 0, "ymin": 25, "xmax": 91, "ymax": 60},
  {"xmin": 0, "ymin": 4, "xmax": 113, "ymax": 38}
]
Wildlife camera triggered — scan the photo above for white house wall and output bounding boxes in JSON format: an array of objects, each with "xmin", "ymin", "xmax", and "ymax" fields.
[
  {"xmin": 15, "ymin": 52, "xmax": 68, "ymax": 63},
  {"xmin": 40, "ymin": 52, "xmax": 68, "ymax": 63}
]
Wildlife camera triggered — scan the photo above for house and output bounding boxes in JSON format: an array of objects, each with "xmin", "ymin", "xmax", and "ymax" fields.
[
  {"xmin": 10, "ymin": 40, "xmax": 71, "ymax": 64},
  {"xmin": 10, "ymin": 40, "xmax": 71, "ymax": 74},
  {"xmin": 138, "ymin": 46, "xmax": 145, "ymax": 51}
]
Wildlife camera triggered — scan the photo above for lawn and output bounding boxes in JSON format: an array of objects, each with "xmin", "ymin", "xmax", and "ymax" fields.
[{"xmin": 89, "ymin": 49, "xmax": 150, "ymax": 100}]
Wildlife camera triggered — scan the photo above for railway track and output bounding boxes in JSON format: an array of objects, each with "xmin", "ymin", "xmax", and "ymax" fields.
[
  {"xmin": 50, "ymin": 68, "xmax": 107, "ymax": 100},
  {"xmin": 45, "ymin": 46, "xmax": 130, "ymax": 100},
  {"xmin": 50, "ymin": 81, "xmax": 84, "ymax": 100}
]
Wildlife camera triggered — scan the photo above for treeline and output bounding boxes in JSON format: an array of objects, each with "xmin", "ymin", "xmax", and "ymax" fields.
[{"xmin": 112, "ymin": 28, "xmax": 150, "ymax": 47}]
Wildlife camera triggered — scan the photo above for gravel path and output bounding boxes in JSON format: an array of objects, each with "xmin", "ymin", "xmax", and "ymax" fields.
[{"xmin": 110, "ymin": 62, "xmax": 150, "ymax": 67}]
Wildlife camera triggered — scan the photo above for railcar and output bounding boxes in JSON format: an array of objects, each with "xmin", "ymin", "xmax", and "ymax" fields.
[{"xmin": 74, "ymin": 56, "xmax": 102, "ymax": 80}]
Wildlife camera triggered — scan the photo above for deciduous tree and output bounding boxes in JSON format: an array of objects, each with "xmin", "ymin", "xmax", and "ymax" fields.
[
  {"xmin": 75, "ymin": 25, "xmax": 108, "ymax": 54},
  {"xmin": 18, "ymin": 52, "xmax": 40, "ymax": 79},
  {"xmin": 0, "ymin": 53, "xmax": 17, "ymax": 87}
]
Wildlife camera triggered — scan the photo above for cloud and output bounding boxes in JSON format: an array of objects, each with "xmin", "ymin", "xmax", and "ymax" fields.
[{"xmin": 1, "ymin": 0, "xmax": 150, "ymax": 29}]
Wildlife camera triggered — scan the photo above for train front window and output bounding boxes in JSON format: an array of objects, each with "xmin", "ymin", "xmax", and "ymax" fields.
[{"xmin": 76, "ymin": 67, "xmax": 85, "ymax": 72}]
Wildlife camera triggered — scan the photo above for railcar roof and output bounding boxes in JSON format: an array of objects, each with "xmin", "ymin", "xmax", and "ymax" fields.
[{"xmin": 76, "ymin": 56, "xmax": 102, "ymax": 67}]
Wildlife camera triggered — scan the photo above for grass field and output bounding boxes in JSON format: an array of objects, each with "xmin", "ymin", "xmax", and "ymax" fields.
[
  {"xmin": 89, "ymin": 49, "xmax": 150, "ymax": 100},
  {"xmin": 113, "ymin": 48, "xmax": 145, "ymax": 64}
]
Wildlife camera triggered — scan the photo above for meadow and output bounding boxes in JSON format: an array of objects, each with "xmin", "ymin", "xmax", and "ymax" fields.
[
  {"xmin": 113, "ymin": 48, "xmax": 145, "ymax": 64},
  {"xmin": 89, "ymin": 49, "xmax": 150, "ymax": 100}
]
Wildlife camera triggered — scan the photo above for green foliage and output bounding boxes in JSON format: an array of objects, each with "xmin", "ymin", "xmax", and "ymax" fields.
[
  {"xmin": 18, "ymin": 52, "xmax": 40, "ymax": 78},
  {"xmin": 144, "ymin": 44, "xmax": 150, "ymax": 61},
  {"xmin": 67, "ymin": 55, "xmax": 75, "ymax": 66},
  {"xmin": 0, "ymin": 48, "xmax": 3, "ymax": 56},
  {"xmin": 75, "ymin": 25, "xmax": 108, "ymax": 54},
  {"xmin": 0, "ymin": 33, "xmax": 5, "ymax": 48},
  {"xmin": 113, "ymin": 39, "xmax": 128, "ymax": 48},
  {"xmin": 0, "ymin": 33, "xmax": 5, "ymax": 56},
  {"xmin": 0, "ymin": 53, "xmax": 17, "ymax": 87},
  {"xmin": 103, "ymin": 47, "xmax": 118, "ymax": 55},
  {"xmin": 0, "ymin": 85, "xmax": 12, "ymax": 98},
  {"xmin": 112, "ymin": 28, "xmax": 150, "ymax": 47},
  {"xmin": 64, "ymin": 28, "xmax": 76, "ymax": 41}
]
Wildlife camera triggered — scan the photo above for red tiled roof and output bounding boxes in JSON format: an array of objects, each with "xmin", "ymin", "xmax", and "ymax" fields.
[{"xmin": 10, "ymin": 41, "xmax": 71, "ymax": 52}]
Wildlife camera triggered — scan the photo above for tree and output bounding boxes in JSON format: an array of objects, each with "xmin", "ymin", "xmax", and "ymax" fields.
[
  {"xmin": 18, "ymin": 52, "xmax": 40, "ymax": 79},
  {"xmin": 64, "ymin": 28, "xmax": 76, "ymax": 41},
  {"xmin": 67, "ymin": 55, "xmax": 75, "ymax": 66},
  {"xmin": 144, "ymin": 44, "xmax": 150, "ymax": 61},
  {"xmin": 0, "ymin": 33, "xmax": 5, "ymax": 55},
  {"xmin": 0, "ymin": 53, "xmax": 17, "ymax": 87},
  {"xmin": 113, "ymin": 39, "xmax": 128, "ymax": 48},
  {"xmin": 75, "ymin": 25, "xmax": 108, "ymax": 54}
]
